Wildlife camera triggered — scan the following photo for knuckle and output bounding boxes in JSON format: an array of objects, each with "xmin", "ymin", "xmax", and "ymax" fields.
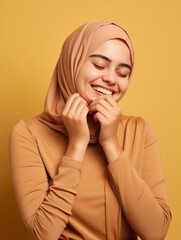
[
  {"xmin": 67, "ymin": 93, "xmax": 79, "ymax": 100},
  {"xmin": 62, "ymin": 111, "xmax": 66, "ymax": 118},
  {"xmin": 73, "ymin": 92, "xmax": 80, "ymax": 96},
  {"xmin": 99, "ymin": 99, "xmax": 104, "ymax": 104}
]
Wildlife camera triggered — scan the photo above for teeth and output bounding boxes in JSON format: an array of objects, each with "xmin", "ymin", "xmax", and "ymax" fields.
[{"xmin": 92, "ymin": 86, "xmax": 113, "ymax": 95}]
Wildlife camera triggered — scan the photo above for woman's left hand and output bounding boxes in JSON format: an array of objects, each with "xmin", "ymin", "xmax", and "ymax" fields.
[{"xmin": 88, "ymin": 95, "xmax": 122, "ymax": 146}]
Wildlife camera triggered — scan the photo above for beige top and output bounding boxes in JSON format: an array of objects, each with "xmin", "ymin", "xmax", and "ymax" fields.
[{"xmin": 9, "ymin": 114, "xmax": 172, "ymax": 240}]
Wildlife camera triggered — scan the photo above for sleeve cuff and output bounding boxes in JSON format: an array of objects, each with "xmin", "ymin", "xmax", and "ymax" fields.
[
  {"xmin": 107, "ymin": 150, "xmax": 125, "ymax": 168},
  {"xmin": 60, "ymin": 155, "xmax": 83, "ymax": 170}
]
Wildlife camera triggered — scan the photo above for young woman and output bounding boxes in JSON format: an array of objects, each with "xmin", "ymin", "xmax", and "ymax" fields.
[{"xmin": 9, "ymin": 20, "xmax": 172, "ymax": 240}]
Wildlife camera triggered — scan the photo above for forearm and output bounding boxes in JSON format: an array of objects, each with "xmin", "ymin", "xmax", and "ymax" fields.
[
  {"xmin": 9, "ymin": 120, "xmax": 84, "ymax": 240},
  {"xmin": 107, "ymin": 151, "xmax": 172, "ymax": 240},
  {"xmin": 101, "ymin": 135, "xmax": 171, "ymax": 239}
]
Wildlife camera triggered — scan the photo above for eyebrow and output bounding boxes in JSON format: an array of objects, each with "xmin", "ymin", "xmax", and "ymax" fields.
[{"xmin": 89, "ymin": 54, "xmax": 132, "ymax": 71}]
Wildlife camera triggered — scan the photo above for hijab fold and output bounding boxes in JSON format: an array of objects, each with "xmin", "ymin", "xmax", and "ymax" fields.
[{"xmin": 35, "ymin": 20, "xmax": 135, "ymax": 143}]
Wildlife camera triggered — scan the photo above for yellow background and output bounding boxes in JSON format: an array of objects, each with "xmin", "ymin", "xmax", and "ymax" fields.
[{"xmin": 1, "ymin": 0, "xmax": 180, "ymax": 239}]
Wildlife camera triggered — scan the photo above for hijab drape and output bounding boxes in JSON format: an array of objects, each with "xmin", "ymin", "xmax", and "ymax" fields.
[{"xmin": 35, "ymin": 20, "xmax": 135, "ymax": 143}]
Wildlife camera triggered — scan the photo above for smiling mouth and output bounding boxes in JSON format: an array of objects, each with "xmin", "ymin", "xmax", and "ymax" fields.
[{"xmin": 91, "ymin": 85, "xmax": 115, "ymax": 95}]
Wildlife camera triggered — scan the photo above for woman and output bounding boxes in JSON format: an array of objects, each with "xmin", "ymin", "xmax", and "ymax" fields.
[{"xmin": 9, "ymin": 20, "xmax": 172, "ymax": 240}]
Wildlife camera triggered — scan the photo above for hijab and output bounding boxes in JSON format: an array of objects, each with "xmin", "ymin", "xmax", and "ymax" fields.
[{"xmin": 35, "ymin": 20, "xmax": 135, "ymax": 143}]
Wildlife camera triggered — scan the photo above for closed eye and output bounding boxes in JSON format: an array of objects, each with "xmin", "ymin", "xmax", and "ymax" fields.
[
  {"xmin": 93, "ymin": 63, "xmax": 104, "ymax": 69},
  {"xmin": 117, "ymin": 72, "xmax": 127, "ymax": 78},
  {"xmin": 93, "ymin": 63, "xmax": 128, "ymax": 77}
]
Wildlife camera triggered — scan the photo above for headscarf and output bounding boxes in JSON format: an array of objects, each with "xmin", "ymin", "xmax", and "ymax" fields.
[{"xmin": 35, "ymin": 20, "xmax": 135, "ymax": 143}]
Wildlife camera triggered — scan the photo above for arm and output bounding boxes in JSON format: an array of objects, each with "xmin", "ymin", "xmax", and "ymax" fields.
[
  {"xmin": 9, "ymin": 119, "xmax": 85, "ymax": 240},
  {"xmin": 103, "ymin": 121, "xmax": 172, "ymax": 240}
]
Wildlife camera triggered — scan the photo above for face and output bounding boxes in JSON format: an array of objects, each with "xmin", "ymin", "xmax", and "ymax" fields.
[{"xmin": 76, "ymin": 39, "xmax": 132, "ymax": 104}]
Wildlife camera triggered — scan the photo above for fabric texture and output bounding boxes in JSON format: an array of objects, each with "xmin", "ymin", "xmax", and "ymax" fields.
[
  {"xmin": 9, "ymin": 116, "xmax": 172, "ymax": 240},
  {"xmin": 35, "ymin": 20, "xmax": 134, "ymax": 143}
]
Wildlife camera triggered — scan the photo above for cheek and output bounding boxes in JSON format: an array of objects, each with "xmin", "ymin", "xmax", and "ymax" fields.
[
  {"xmin": 76, "ymin": 67, "xmax": 99, "ymax": 93},
  {"xmin": 118, "ymin": 79, "xmax": 129, "ymax": 92},
  {"xmin": 84, "ymin": 68, "xmax": 102, "ymax": 82},
  {"xmin": 78, "ymin": 68, "xmax": 90, "ymax": 82}
]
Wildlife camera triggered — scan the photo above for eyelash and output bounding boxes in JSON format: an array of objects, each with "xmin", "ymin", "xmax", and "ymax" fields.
[
  {"xmin": 93, "ymin": 63, "xmax": 127, "ymax": 78},
  {"xmin": 117, "ymin": 73, "xmax": 127, "ymax": 78},
  {"xmin": 93, "ymin": 63, "xmax": 104, "ymax": 69}
]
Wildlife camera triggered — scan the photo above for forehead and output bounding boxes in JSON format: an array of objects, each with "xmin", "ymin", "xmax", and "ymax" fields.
[{"xmin": 90, "ymin": 39, "xmax": 131, "ymax": 64}]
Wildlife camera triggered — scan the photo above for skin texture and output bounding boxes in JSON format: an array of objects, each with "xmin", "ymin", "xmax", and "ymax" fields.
[{"xmin": 63, "ymin": 39, "xmax": 131, "ymax": 163}]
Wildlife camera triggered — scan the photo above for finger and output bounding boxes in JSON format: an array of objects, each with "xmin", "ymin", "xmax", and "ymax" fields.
[
  {"xmin": 89, "ymin": 98, "xmax": 114, "ymax": 114},
  {"xmin": 93, "ymin": 111, "xmax": 106, "ymax": 123},
  {"xmin": 66, "ymin": 93, "xmax": 87, "ymax": 107},
  {"xmin": 80, "ymin": 106, "xmax": 89, "ymax": 119},
  {"xmin": 93, "ymin": 95, "xmax": 121, "ymax": 113},
  {"xmin": 89, "ymin": 103, "xmax": 110, "ymax": 119},
  {"xmin": 98, "ymin": 95, "xmax": 116, "ymax": 107},
  {"xmin": 63, "ymin": 93, "xmax": 87, "ymax": 116},
  {"xmin": 74, "ymin": 101, "xmax": 88, "ymax": 117},
  {"xmin": 89, "ymin": 99, "xmax": 122, "ymax": 121},
  {"xmin": 63, "ymin": 93, "xmax": 80, "ymax": 115}
]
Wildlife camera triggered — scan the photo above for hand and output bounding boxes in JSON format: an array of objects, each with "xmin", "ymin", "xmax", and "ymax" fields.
[
  {"xmin": 88, "ymin": 95, "xmax": 122, "ymax": 146},
  {"xmin": 62, "ymin": 93, "xmax": 90, "ymax": 145}
]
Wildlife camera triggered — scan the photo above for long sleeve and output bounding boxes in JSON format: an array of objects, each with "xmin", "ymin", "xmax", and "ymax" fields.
[
  {"xmin": 107, "ymin": 121, "xmax": 172, "ymax": 240},
  {"xmin": 9, "ymin": 119, "xmax": 83, "ymax": 240}
]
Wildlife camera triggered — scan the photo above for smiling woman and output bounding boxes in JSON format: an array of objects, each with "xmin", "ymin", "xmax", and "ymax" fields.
[
  {"xmin": 76, "ymin": 39, "xmax": 132, "ymax": 103},
  {"xmin": 9, "ymin": 20, "xmax": 172, "ymax": 240}
]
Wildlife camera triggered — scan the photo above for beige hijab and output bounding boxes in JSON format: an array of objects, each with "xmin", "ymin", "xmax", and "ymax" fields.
[{"xmin": 35, "ymin": 20, "xmax": 135, "ymax": 143}]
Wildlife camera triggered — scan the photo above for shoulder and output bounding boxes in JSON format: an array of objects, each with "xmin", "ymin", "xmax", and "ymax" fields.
[
  {"xmin": 10, "ymin": 118, "xmax": 28, "ymax": 137},
  {"xmin": 121, "ymin": 114, "xmax": 145, "ymax": 125},
  {"xmin": 9, "ymin": 117, "xmax": 42, "ymax": 167},
  {"xmin": 9, "ymin": 117, "xmax": 39, "ymax": 143},
  {"xmin": 121, "ymin": 114, "xmax": 155, "ymax": 128},
  {"xmin": 121, "ymin": 114, "xmax": 158, "ymax": 141},
  {"xmin": 121, "ymin": 114, "xmax": 148, "ymax": 132}
]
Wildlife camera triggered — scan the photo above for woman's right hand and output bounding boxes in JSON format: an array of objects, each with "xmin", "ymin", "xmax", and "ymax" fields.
[{"xmin": 62, "ymin": 93, "xmax": 90, "ymax": 145}]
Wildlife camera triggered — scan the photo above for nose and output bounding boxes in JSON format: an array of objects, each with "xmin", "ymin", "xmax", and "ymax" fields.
[{"xmin": 102, "ymin": 68, "xmax": 117, "ymax": 85}]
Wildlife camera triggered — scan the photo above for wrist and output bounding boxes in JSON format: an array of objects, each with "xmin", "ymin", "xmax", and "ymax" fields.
[
  {"xmin": 69, "ymin": 139, "xmax": 89, "ymax": 149},
  {"xmin": 65, "ymin": 140, "xmax": 88, "ymax": 163},
  {"xmin": 101, "ymin": 139, "xmax": 122, "ymax": 164},
  {"xmin": 100, "ymin": 137, "xmax": 119, "ymax": 148}
]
